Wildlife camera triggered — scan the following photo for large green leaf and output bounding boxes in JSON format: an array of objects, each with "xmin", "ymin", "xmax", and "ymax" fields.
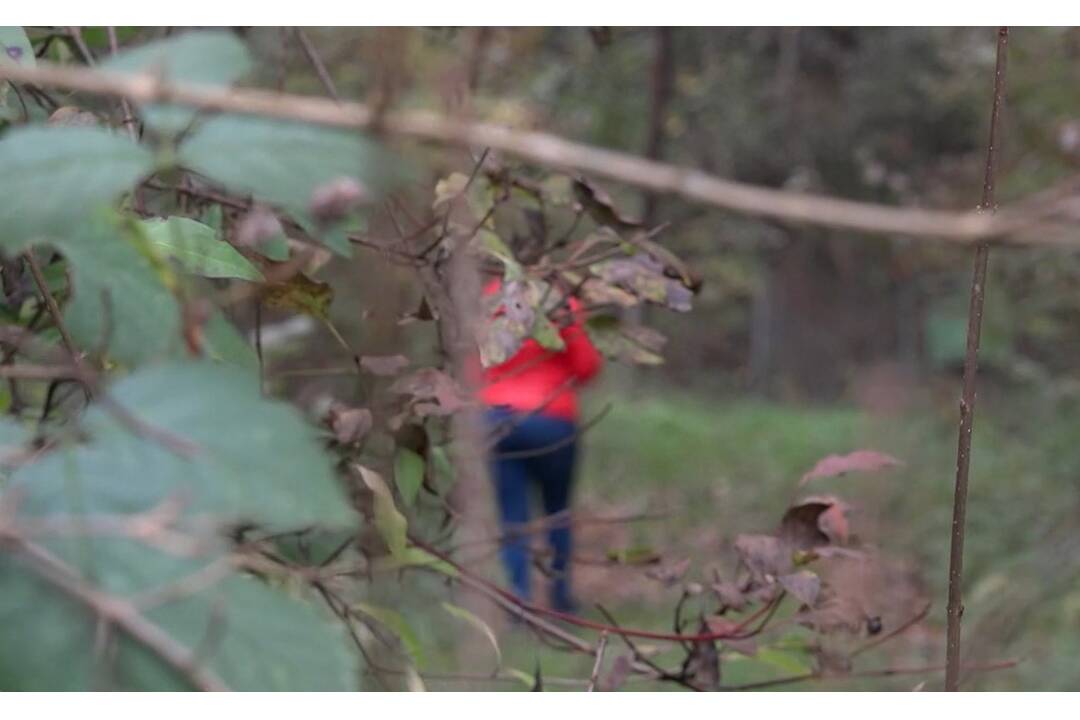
[
  {"xmin": 101, "ymin": 31, "xmax": 252, "ymax": 134},
  {"xmin": 0, "ymin": 417, "xmax": 28, "ymax": 455},
  {"xmin": 140, "ymin": 217, "xmax": 263, "ymax": 281},
  {"xmin": 59, "ymin": 217, "xmax": 182, "ymax": 366},
  {"xmin": 180, "ymin": 116, "xmax": 389, "ymax": 256},
  {"xmin": 0, "ymin": 126, "xmax": 154, "ymax": 250},
  {"xmin": 11, "ymin": 361, "xmax": 355, "ymax": 528},
  {"xmin": 0, "ymin": 541, "xmax": 357, "ymax": 690}
]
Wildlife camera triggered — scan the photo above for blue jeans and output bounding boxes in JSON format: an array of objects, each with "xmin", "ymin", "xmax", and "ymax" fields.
[{"xmin": 486, "ymin": 406, "xmax": 578, "ymax": 612}]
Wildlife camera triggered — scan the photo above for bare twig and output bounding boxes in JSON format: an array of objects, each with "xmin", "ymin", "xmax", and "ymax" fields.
[
  {"xmin": 24, "ymin": 251, "xmax": 82, "ymax": 369},
  {"xmin": 0, "ymin": 364, "xmax": 82, "ymax": 381},
  {"xmin": 587, "ymin": 631, "xmax": 608, "ymax": 691},
  {"xmin": 66, "ymin": 27, "xmax": 96, "ymax": 66},
  {"xmin": 726, "ymin": 659, "xmax": 1018, "ymax": 691},
  {"xmin": 106, "ymin": 27, "xmax": 139, "ymax": 140},
  {"xmin": 852, "ymin": 601, "xmax": 931, "ymax": 659},
  {"xmin": 946, "ymin": 26, "xmax": 1009, "ymax": 693},
  {"xmin": 596, "ymin": 605, "xmax": 703, "ymax": 692},
  {"xmin": 294, "ymin": 29, "xmax": 340, "ymax": 102},
  {"xmin": 1, "ymin": 60, "xmax": 1059, "ymax": 244}
]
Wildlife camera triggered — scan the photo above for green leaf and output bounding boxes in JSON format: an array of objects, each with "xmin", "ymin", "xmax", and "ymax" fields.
[
  {"xmin": 0, "ymin": 543, "xmax": 357, "ymax": 690},
  {"xmin": 139, "ymin": 217, "xmax": 263, "ymax": 281},
  {"xmin": 0, "ymin": 27, "xmax": 35, "ymax": 69},
  {"xmin": 71, "ymin": 27, "xmax": 140, "ymax": 49},
  {"xmin": 353, "ymin": 602, "xmax": 425, "ymax": 667},
  {"xmin": 0, "ymin": 126, "xmax": 154, "ymax": 250},
  {"xmin": 1, "ymin": 27, "xmax": 34, "ymax": 118},
  {"xmin": 356, "ymin": 465, "xmax": 407, "ymax": 558},
  {"xmin": 756, "ymin": 647, "xmax": 813, "ymax": 676},
  {"xmin": 393, "ymin": 448, "xmax": 425, "ymax": 507},
  {"xmin": 101, "ymin": 31, "xmax": 252, "ymax": 134},
  {"xmin": 442, "ymin": 602, "xmax": 502, "ymax": 673},
  {"xmin": 11, "ymin": 361, "xmax": 355, "ymax": 528},
  {"xmin": 476, "ymin": 229, "xmax": 523, "ymax": 281},
  {"xmin": 201, "ymin": 310, "xmax": 258, "ymax": 370},
  {"xmin": 586, "ymin": 315, "xmax": 665, "ymax": 366},
  {"xmin": 531, "ymin": 315, "xmax": 565, "ymax": 352},
  {"xmin": 59, "ymin": 216, "xmax": 182, "ymax": 366},
  {"xmin": 0, "ymin": 417, "xmax": 28, "ymax": 451},
  {"xmin": 180, "ymin": 115, "xmax": 390, "ymax": 256},
  {"xmin": 372, "ymin": 547, "xmax": 457, "ymax": 577}
]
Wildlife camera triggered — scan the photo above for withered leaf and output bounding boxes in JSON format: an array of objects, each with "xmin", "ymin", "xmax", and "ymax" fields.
[
  {"xmin": 433, "ymin": 172, "xmax": 470, "ymax": 208},
  {"xmin": 778, "ymin": 570, "xmax": 822, "ymax": 608},
  {"xmin": 360, "ymin": 354, "xmax": 410, "ymax": 376},
  {"xmin": 572, "ymin": 176, "xmax": 642, "ymax": 230},
  {"xmin": 398, "ymin": 296, "xmax": 437, "ymax": 325},
  {"xmin": 579, "ymin": 277, "xmax": 639, "ymax": 308},
  {"xmin": 797, "ymin": 595, "xmax": 865, "ymax": 635},
  {"xmin": 260, "ymin": 273, "xmax": 333, "ymax": 320},
  {"xmin": 586, "ymin": 315, "xmax": 666, "ymax": 366},
  {"xmin": 309, "ymin": 176, "xmax": 367, "ymax": 225},
  {"xmin": 389, "ymin": 368, "xmax": 468, "ymax": 415},
  {"xmin": 734, "ymin": 534, "xmax": 792, "ymax": 582},
  {"xmin": 327, "ymin": 403, "xmax": 373, "ymax": 445},
  {"xmin": 779, "ymin": 495, "xmax": 851, "ymax": 550},
  {"xmin": 600, "ymin": 654, "xmax": 633, "ymax": 692},
  {"xmin": 722, "ymin": 636, "xmax": 759, "ymax": 658},
  {"xmin": 799, "ymin": 450, "xmax": 902, "ymax": 487},
  {"xmin": 704, "ymin": 615, "xmax": 740, "ymax": 638},
  {"xmin": 591, "ymin": 253, "xmax": 692, "ymax": 312},
  {"xmin": 684, "ymin": 618, "xmax": 721, "ymax": 691},
  {"xmin": 712, "ymin": 580, "xmax": 749, "ymax": 611},
  {"xmin": 47, "ymin": 106, "xmax": 99, "ymax": 127},
  {"xmin": 645, "ymin": 557, "xmax": 691, "ymax": 587},
  {"xmin": 813, "ymin": 646, "xmax": 853, "ymax": 676}
]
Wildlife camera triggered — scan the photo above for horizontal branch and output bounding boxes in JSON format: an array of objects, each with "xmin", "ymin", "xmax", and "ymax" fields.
[{"xmin": 0, "ymin": 61, "xmax": 1061, "ymax": 244}]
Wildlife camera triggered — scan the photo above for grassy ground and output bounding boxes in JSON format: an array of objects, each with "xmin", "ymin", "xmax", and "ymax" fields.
[{"xmin": 361, "ymin": 372, "xmax": 1080, "ymax": 691}]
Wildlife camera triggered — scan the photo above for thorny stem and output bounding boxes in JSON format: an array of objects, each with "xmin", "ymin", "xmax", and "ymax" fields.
[{"xmin": 945, "ymin": 26, "xmax": 1008, "ymax": 693}]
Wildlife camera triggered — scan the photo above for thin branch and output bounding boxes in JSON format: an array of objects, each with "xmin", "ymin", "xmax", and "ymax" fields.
[
  {"xmin": 1, "ymin": 60, "xmax": 1057, "ymax": 244},
  {"xmin": 24, "ymin": 251, "xmax": 82, "ymax": 369},
  {"xmin": 106, "ymin": 27, "xmax": 139, "ymax": 140},
  {"xmin": 65, "ymin": 27, "xmax": 96, "ymax": 66},
  {"xmin": 0, "ymin": 364, "xmax": 81, "ymax": 381},
  {"xmin": 411, "ymin": 537, "xmax": 776, "ymax": 644},
  {"xmin": 725, "ymin": 659, "xmax": 1018, "ymax": 692},
  {"xmin": 294, "ymin": 29, "xmax": 340, "ymax": 101},
  {"xmin": 596, "ymin": 605, "xmax": 703, "ymax": 692},
  {"xmin": 587, "ymin": 631, "xmax": 608, "ymax": 692},
  {"xmin": 946, "ymin": 26, "xmax": 1009, "ymax": 693},
  {"xmin": 852, "ymin": 601, "xmax": 931, "ymax": 659}
]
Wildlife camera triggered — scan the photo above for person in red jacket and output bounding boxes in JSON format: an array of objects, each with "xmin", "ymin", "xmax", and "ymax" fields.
[{"xmin": 480, "ymin": 277, "xmax": 603, "ymax": 613}]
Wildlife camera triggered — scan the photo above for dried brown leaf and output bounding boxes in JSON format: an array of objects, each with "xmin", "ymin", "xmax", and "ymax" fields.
[
  {"xmin": 360, "ymin": 354, "xmax": 410, "ymax": 376},
  {"xmin": 778, "ymin": 570, "xmax": 822, "ymax": 608},
  {"xmin": 799, "ymin": 450, "xmax": 902, "ymax": 487}
]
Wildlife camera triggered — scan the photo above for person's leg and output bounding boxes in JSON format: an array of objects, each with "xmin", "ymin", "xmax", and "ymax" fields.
[
  {"xmin": 526, "ymin": 416, "xmax": 578, "ymax": 613},
  {"xmin": 487, "ymin": 409, "xmax": 533, "ymax": 601}
]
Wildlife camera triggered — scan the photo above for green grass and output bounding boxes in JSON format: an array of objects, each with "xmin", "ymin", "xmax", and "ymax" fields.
[{"xmin": 361, "ymin": 380, "xmax": 1080, "ymax": 690}]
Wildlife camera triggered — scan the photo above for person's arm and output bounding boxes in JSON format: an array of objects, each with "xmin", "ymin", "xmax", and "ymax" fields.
[{"xmin": 559, "ymin": 296, "xmax": 603, "ymax": 384}]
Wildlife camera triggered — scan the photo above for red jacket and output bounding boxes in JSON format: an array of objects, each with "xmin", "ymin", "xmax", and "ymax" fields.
[{"xmin": 478, "ymin": 279, "xmax": 603, "ymax": 421}]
